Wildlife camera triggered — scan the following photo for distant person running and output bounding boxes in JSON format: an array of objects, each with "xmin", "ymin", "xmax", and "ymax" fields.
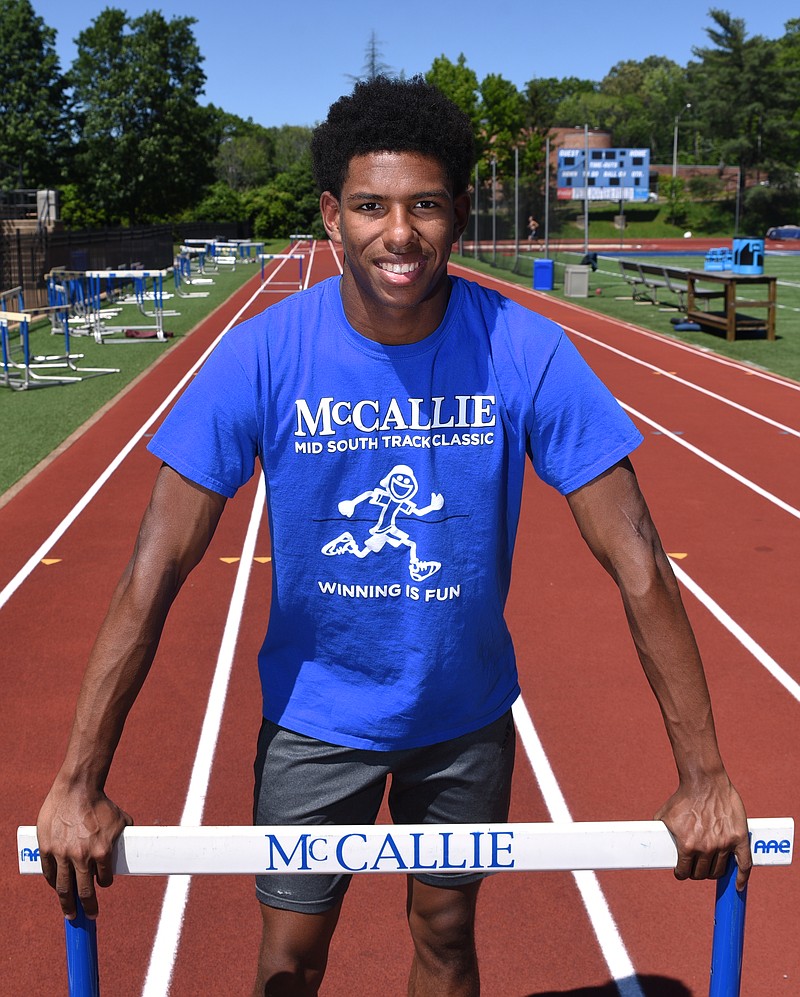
[{"xmin": 527, "ymin": 215, "xmax": 540, "ymax": 242}]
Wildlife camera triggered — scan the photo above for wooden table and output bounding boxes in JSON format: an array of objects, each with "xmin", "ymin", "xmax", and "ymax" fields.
[{"xmin": 684, "ymin": 269, "xmax": 777, "ymax": 342}]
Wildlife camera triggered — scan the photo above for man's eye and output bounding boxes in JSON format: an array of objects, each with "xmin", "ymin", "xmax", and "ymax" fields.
[
  {"xmin": 357, "ymin": 202, "xmax": 380, "ymax": 211},
  {"xmin": 417, "ymin": 201, "xmax": 439, "ymax": 209}
]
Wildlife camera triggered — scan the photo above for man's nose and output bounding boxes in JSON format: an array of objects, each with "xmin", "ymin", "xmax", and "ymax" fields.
[{"xmin": 384, "ymin": 207, "xmax": 415, "ymax": 250}]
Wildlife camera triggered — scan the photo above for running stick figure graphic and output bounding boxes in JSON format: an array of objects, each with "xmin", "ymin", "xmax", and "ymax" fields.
[{"xmin": 322, "ymin": 464, "xmax": 444, "ymax": 581}]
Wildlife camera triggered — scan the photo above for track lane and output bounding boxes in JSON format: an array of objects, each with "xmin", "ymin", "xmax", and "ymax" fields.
[{"xmin": 4, "ymin": 247, "xmax": 797, "ymax": 994}]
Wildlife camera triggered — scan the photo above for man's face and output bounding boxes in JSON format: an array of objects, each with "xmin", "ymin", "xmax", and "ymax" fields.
[{"xmin": 320, "ymin": 151, "xmax": 470, "ymax": 344}]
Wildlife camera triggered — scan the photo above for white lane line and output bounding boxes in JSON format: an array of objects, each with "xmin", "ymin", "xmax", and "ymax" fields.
[
  {"xmin": 512, "ymin": 697, "xmax": 644, "ymax": 995},
  {"xmin": 620, "ymin": 401, "xmax": 800, "ymax": 521},
  {"xmin": 302, "ymin": 239, "xmax": 318, "ymax": 289},
  {"xmin": 328, "ymin": 239, "xmax": 344, "ymax": 274},
  {"xmin": 142, "ymin": 477, "xmax": 265, "ymax": 996},
  {"xmin": 566, "ymin": 327, "xmax": 800, "ymax": 438},
  {"xmin": 0, "ymin": 276, "xmax": 272, "ymax": 613},
  {"xmin": 669, "ymin": 559, "xmax": 800, "ymax": 703}
]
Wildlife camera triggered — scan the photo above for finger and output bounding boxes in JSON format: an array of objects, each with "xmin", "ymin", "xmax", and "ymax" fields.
[
  {"xmin": 74, "ymin": 862, "xmax": 100, "ymax": 920},
  {"xmin": 95, "ymin": 852, "xmax": 114, "ymax": 889},
  {"xmin": 673, "ymin": 850, "xmax": 693, "ymax": 882},
  {"xmin": 40, "ymin": 850, "xmax": 57, "ymax": 890},
  {"xmin": 96, "ymin": 809, "xmax": 134, "ymax": 888},
  {"xmin": 54, "ymin": 860, "xmax": 77, "ymax": 920},
  {"xmin": 734, "ymin": 840, "xmax": 753, "ymax": 891},
  {"xmin": 690, "ymin": 852, "xmax": 713, "ymax": 881},
  {"xmin": 709, "ymin": 850, "xmax": 731, "ymax": 880}
]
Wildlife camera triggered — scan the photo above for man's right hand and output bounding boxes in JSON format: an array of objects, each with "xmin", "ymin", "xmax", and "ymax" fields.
[{"xmin": 37, "ymin": 783, "xmax": 133, "ymax": 920}]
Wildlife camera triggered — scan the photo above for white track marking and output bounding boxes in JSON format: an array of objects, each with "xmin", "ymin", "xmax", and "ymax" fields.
[
  {"xmin": 141, "ymin": 477, "xmax": 265, "ymax": 996},
  {"xmin": 328, "ymin": 239, "xmax": 344, "ymax": 273},
  {"xmin": 619, "ymin": 401, "xmax": 800, "ymax": 520},
  {"xmin": 669, "ymin": 559, "xmax": 800, "ymax": 703},
  {"xmin": 565, "ymin": 327, "xmax": 800, "ymax": 438},
  {"xmin": 512, "ymin": 697, "xmax": 644, "ymax": 994}
]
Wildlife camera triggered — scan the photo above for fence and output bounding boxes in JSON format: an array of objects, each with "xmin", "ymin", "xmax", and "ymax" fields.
[{"xmin": 0, "ymin": 221, "xmax": 251, "ymax": 310}]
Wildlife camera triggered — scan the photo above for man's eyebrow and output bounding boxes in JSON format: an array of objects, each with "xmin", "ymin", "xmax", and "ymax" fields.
[{"xmin": 345, "ymin": 188, "xmax": 452, "ymax": 202}]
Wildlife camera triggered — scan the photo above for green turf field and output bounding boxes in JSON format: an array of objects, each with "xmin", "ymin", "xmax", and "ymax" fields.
[
  {"xmin": 0, "ymin": 245, "xmax": 285, "ymax": 497},
  {"xmin": 453, "ymin": 250, "xmax": 800, "ymax": 383}
]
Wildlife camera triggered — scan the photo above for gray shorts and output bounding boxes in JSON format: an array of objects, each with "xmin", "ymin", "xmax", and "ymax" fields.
[{"xmin": 253, "ymin": 711, "xmax": 515, "ymax": 913}]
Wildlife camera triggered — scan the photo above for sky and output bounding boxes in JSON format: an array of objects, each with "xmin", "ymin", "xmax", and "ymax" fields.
[{"xmin": 30, "ymin": 1, "xmax": 798, "ymax": 129}]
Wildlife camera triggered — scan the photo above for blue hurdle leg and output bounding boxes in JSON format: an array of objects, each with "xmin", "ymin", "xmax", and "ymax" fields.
[
  {"xmin": 64, "ymin": 897, "xmax": 99, "ymax": 996},
  {"xmin": 709, "ymin": 857, "xmax": 747, "ymax": 997}
]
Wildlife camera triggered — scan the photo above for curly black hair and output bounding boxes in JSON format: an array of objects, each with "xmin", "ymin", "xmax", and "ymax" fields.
[{"xmin": 311, "ymin": 75, "xmax": 476, "ymax": 199}]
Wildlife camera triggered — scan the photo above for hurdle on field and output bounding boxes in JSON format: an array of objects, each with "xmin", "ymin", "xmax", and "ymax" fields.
[
  {"xmin": 17, "ymin": 818, "xmax": 793, "ymax": 997},
  {"xmin": 82, "ymin": 270, "xmax": 176, "ymax": 343},
  {"xmin": 172, "ymin": 254, "xmax": 211, "ymax": 299},
  {"xmin": 1, "ymin": 288, "xmax": 119, "ymax": 390},
  {"xmin": 258, "ymin": 253, "xmax": 304, "ymax": 291}
]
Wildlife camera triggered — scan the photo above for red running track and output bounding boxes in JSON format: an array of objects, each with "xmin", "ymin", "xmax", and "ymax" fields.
[{"xmin": 3, "ymin": 243, "xmax": 798, "ymax": 996}]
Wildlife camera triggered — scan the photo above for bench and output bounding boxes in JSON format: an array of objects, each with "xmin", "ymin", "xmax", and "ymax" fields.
[
  {"xmin": 637, "ymin": 263, "xmax": 671, "ymax": 305},
  {"xmin": 618, "ymin": 260, "xmax": 650, "ymax": 302},
  {"xmin": 618, "ymin": 261, "xmax": 725, "ymax": 313}
]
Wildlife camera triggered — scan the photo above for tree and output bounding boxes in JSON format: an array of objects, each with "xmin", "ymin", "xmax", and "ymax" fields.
[
  {"xmin": 212, "ymin": 110, "xmax": 276, "ymax": 192},
  {"xmin": 688, "ymin": 10, "xmax": 788, "ymax": 208},
  {"xmin": 269, "ymin": 125, "xmax": 314, "ymax": 175},
  {"xmin": 524, "ymin": 76, "xmax": 597, "ymax": 132},
  {"xmin": 426, "ymin": 54, "xmax": 481, "ymax": 133},
  {"xmin": 0, "ymin": 0, "xmax": 69, "ymax": 190},
  {"xmin": 599, "ymin": 57, "xmax": 688, "ymax": 159},
  {"xmin": 477, "ymin": 73, "xmax": 527, "ymax": 178},
  {"xmin": 347, "ymin": 31, "xmax": 394, "ymax": 83},
  {"xmin": 244, "ymin": 155, "xmax": 323, "ymax": 239},
  {"xmin": 68, "ymin": 8, "xmax": 217, "ymax": 224}
]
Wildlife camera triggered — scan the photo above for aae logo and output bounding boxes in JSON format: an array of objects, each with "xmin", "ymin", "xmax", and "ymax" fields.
[
  {"xmin": 20, "ymin": 847, "xmax": 40, "ymax": 862},
  {"xmin": 753, "ymin": 839, "xmax": 791, "ymax": 854}
]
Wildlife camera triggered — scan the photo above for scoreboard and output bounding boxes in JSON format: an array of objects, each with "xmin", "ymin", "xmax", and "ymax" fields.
[{"xmin": 557, "ymin": 147, "xmax": 651, "ymax": 201}]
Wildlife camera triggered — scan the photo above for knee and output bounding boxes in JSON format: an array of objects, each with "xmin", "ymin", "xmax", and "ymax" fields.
[
  {"xmin": 254, "ymin": 904, "xmax": 339, "ymax": 996},
  {"xmin": 407, "ymin": 882, "xmax": 479, "ymax": 961}
]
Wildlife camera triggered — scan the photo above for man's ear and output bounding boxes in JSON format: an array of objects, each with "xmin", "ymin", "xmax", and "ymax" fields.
[
  {"xmin": 320, "ymin": 191, "xmax": 342, "ymax": 243},
  {"xmin": 453, "ymin": 191, "xmax": 471, "ymax": 242}
]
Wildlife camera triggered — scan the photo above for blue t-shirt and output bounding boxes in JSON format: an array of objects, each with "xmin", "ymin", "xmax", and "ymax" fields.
[{"xmin": 148, "ymin": 276, "xmax": 642, "ymax": 749}]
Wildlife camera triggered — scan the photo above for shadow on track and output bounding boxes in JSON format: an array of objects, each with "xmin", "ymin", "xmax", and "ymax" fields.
[{"xmin": 526, "ymin": 977, "xmax": 691, "ymax": 997}]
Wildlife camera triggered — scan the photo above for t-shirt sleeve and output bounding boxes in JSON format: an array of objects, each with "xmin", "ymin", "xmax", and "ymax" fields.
[
  {"xmin": 147, "ymin": 335, "xmax": 260, "ymax": 498},
  {"xmin": 529, "ymin": 331, "xmax": 643, "ymax": 494}
]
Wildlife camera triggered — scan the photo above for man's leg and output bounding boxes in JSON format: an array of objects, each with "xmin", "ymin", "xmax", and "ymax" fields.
[
  {"xmin": 253, "ymin": 900, "xmax": 343, "ymax": 997},
  {"xmin": 406, "ymin": 878, "xmax": 481, "ymax": 997}
]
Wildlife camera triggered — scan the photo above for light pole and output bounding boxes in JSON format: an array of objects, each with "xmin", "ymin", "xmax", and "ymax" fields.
[
  {"xmin": 672, "ymin": 103, "xmax": 691, "ymax": 179},
  {"xmin": 582, "ymin": 123, "xmax": 589, "ymax": 254}
]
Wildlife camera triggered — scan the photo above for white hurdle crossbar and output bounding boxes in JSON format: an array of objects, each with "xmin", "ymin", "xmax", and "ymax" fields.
[
  {"xmin": 258, "ymin": 253, "xmax": 304, "ymax": 291},
  {"xmin": 17, "ymin": 818, "xmax": 794, "ymax": 997},
  {"xmin": 84, "ymin": 270, "xmax": 174, "ymax": 343}
]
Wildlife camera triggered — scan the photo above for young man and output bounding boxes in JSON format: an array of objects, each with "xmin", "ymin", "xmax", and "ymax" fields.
[{"xmin": 37, "ymin": 77, "xmax": 750, "ymax": 996}]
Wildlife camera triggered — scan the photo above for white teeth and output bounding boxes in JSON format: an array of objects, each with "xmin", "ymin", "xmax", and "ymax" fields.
[{"xmin": 379, "ymin": 261, "xmax": 422, "ymax": 274}]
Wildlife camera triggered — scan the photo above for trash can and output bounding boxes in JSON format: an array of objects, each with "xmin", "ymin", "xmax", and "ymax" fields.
[
  {"xmin": 533, "ymin": 258, "xmax": 554, "ymax": 291},
  {"xmin": 732, "ymin": 237, "xmax": 764, "ymax": 275},
  {"xmin": 564, "ymin": 264, "xmax": 590, "ymax": 297}
]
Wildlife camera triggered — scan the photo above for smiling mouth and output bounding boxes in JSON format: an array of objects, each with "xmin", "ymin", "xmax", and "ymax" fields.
[{"xmin": 377, "ymin": 261, "xmax": 424, "ymax": 274}]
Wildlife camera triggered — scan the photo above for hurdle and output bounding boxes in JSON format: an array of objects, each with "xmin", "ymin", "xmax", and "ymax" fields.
[
  {"xmin": 172, "ymin": 255, "xmax": 211, "ymax": 298},
  {"xmin": 83, "ymin": 270, "xmax": 176, "ymax": 343},
  {"xmin": 258, "ymin": 253, "xmax": 304, "ymax": 291},
  {"xmin": 1, "ymin": 294, "xmax": 118, "ymax": 390},
  {"xmin": 17, "ymin": 818, "xmax": 793, "ymax": 996}
]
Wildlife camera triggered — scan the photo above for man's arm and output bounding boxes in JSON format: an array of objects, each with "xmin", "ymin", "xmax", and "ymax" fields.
[
  {"xmin": 37, "ymin": 464, "xmax": 228, "ymax": 918},
  {"xmin": 566, "ymin": 458, "xmax": 751, "ymax": 889}
]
